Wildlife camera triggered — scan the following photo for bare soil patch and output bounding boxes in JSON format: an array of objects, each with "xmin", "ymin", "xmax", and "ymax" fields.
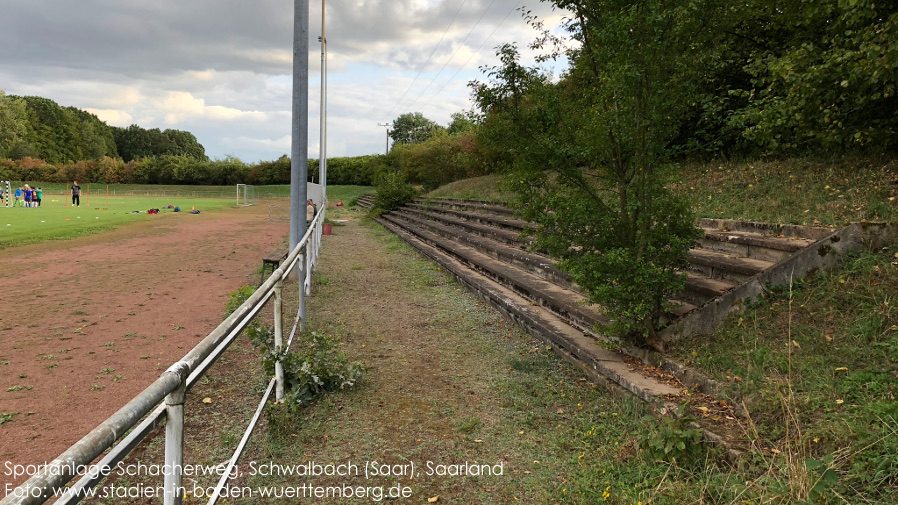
[{"xmin": 0, "ymin": 202, "xmax": 287, "ymax": 489}]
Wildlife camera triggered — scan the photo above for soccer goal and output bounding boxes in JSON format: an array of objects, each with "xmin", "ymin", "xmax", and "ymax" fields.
[
  {"xmin": 236, "ymin": 184, "xmax": 255, "ymax": 206},
  {"xmin": 1, "ymin": 181, "xmax": 10, "ymax": 208}
]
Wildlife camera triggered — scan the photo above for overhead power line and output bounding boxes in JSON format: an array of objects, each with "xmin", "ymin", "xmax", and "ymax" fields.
[
  {"xmin": 418, "ymin": 0, "xmax": 523, "ymax": 111},
  {"xmin": 403, "ymin": 0, "xmax": 499, "ymax": 112},
  {"xmin": 385, "ymin": 0, "xmax": 468, "ymax": 119}
]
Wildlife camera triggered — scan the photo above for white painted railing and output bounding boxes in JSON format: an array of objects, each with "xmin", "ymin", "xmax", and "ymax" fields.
[{"xmin": 1, "ymin": 207, "xmax": 327, "ymax": 505}]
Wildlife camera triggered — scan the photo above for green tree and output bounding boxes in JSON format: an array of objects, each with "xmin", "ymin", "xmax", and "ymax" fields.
[
  {"xmin": 0, "ymin": 91, "xmax": 29, "ymax": 160},
  {"xmin": 390, "ymin": 112, "xmax": 445, "ymax": 145},
  {"xmin": 112, "ymin": 125, "xmax": 207, "ymax": 162},
  {"xmin": 726, "ymin": 0, "xmax": 898, "ymax": 153},
  {"xmin": 446, "ymin": 111, "xmax": 478, "ymax": 136},
  {"xmin": 473, "ymin": 0, "xmax": 714, "ymax": 349}
]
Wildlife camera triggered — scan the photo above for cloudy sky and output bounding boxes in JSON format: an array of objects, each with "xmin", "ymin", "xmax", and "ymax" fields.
[{"xmin": 0, "ymin": 0, "xmax": 571, "ymax": 162}]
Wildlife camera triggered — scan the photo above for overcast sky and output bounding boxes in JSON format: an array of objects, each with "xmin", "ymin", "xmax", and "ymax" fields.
[{"xmin": 0, "ymin": 0, "xmax": 570, "ymax": 162}]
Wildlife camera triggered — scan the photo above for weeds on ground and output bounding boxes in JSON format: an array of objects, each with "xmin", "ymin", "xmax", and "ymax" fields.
[
  {"xmin": 671, "ymin": 245, "xmax": 898, "ymax": 502},
  {"xmin": 0, "ymin": 412, "xmax": 19, "ymax": 424}
]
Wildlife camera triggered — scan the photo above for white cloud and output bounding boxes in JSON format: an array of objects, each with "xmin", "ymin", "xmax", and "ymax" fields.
[
  {"xmin": 161, "ymin": 91, "xmax": 268, "ymax": 124},
  {"xmin": 0, "ymin": 0, "xmax": 572, "ymax": 161},
  {"xmin": 85, "ymin": 109, "xmax": 133, "ymax": 126}
]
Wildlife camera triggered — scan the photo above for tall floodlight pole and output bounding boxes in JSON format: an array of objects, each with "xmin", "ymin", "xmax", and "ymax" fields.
[
  {"xmin": 378, "ymin": 122, "xmax": 391, "ymax": 155},
  {"xmin": 319, "ymin": 0, "xmax": 327, "ymax": 193},
  {"xmin": 290, "ymin": 0, "xmax": 309, "ymax": 252}
]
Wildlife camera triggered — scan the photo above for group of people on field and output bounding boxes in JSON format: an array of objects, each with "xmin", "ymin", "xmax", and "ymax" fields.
[
  {"xmin": 0, "ymin": 181, "xmax": 82, "ymax": 207},
  {"xmin": 1, "ymin": 184, "xmax": 42, "ymax": 207}
]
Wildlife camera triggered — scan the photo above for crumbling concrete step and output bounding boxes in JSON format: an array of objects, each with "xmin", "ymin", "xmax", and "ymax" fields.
[
  {"xmin": 395, "ymin": 206, "xmax": 712, "ymax": 315},
  {"xmin": 418, "ymin": 197, "xmax": 517, "ymax": 217},
  {"xmin": 682, "ymin": 273, "xmax": 737, "ymax": 307},
  {"xmin": 391, "ymin": 209, "xmax": 575, "ymax": 289},
  {"xmin": 407, "ymin": 202, "xmax": 530, "ymax": 233},
  {"xmin": 381, "ymin": 213, "xmax": 610, "ymax": 331},
  {"xmin": 401, "ymin": 206, "xmax": 534, "ymax": 249},
  {"xmin": 355, "ymin": 194, "xmax": 375, "ymax": 209},
  {"xmin": 700, "ymin": 218, "xmax": 835, "ymax": 241},
  {"xmin": 699, "ymin": 229, "xmax": 815, "ymax": 263},
  {"xmin": 383, "ymin": 212, "xmax": 698, "ymax": 329},
  {"xmin": 687, "ymin": 249, "xmax": 773, "ymax": 283},
  {"xmin": 375, "ymin": 216, "xmax": 684, "ymax": 407}
]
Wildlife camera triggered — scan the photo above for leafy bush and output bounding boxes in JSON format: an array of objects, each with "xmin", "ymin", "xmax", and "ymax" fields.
[
  {"xmin": 250, "ymin": 326, "xmax": 364, "ymax": 411},
  {"xmin": 373, "ymin": 171, "xmax": 417, "ymax": 212}
]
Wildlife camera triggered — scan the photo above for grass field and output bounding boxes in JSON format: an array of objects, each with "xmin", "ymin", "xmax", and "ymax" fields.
[
  {"xmin": 0, "ymin": 184, "xmax": 374, "ymax": 249},
  {"xmin": 0, "ymin": 196, "xmax": 235, "ymax": 249}
]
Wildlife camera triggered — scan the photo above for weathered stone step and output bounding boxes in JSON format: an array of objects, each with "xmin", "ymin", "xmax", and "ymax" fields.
[
  {"xmin": 355, "ymin": 194, "xmax": 375, "ymax": 209},
  {"xmin": 417, "ymin": 197, "xmax": 517, "ymax": 217},
  {"xmin": 699, "ymin": 229, "xmax": 815, "ymax": 263},
  {"xmin": 401, "ymin": 206, "xmax": 534, "ymax": 249},
  {"xmin": 682, "ymin": 273, "xmax": 737, "ymax": 307},
  {"xmin": 381, "ymin": 213, "xmax": 610, "ymax": 331},
  {"xmin": 700, "ymin": 218, "xmax": 835, "ymax": 241},
  {"xmin": 384, "ymin": 212, "xmax": 698, "ymax": 328},
  {"xmin": 687, "ymin": 249, "xmax": 773, "ymax": 283},
  {"xmin": 407, "ymin": 202, "xmax": 529, "ymax": 233},
  {"xmin": 390, "ymin": 209, "xmax": 574, "ymax": 289},
  {"xmin": 396, "ymin": 206, "xmax": 740, "ymax": 310}
]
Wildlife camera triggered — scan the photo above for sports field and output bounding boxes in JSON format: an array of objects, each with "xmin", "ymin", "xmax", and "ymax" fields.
[{"xmin": 0, "ymin": 193, "xmax": 235, "ymax": 249}]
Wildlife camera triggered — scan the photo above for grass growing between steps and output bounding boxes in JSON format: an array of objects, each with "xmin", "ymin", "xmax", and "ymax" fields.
[{"xmin": 670, "ymin": 245, "xmax": 898, "ymax": 502}]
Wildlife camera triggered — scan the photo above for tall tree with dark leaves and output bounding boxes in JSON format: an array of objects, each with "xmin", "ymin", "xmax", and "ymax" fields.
[{"xmin": 472, "ymin": 0, "xmax": 722, "ymax": 350}]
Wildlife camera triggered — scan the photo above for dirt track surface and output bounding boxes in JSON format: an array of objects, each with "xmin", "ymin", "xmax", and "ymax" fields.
[{"xmin": 0, "ymin": 203, "xmax": 286, "ymax": 488}]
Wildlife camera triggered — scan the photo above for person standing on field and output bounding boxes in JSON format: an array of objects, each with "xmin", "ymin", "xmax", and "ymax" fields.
[
  {"xmin": 72, "ymin": 181, "xmax": 81, "ymax": 207},
  {"xmin": 36, "ymin": 187, "xmax": 42, "ymax": 207},
  {"xmin": 14, "ymin": 186, "xmax": 23, "ymax": 207}
]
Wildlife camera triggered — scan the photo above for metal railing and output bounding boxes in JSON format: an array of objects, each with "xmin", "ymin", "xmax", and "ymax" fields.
[{"xmin": 1, "ymin": 207, "xmax": 327, "ymax": 505}]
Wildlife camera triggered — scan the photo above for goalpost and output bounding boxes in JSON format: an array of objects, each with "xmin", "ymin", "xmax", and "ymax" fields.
[
  {"xmin": 236, "ymin": 184, "xmax": 255, "ymax": 206},
  {"xmin": 1, "ymin": 181, "xmax": 9, "ymax": 208}
]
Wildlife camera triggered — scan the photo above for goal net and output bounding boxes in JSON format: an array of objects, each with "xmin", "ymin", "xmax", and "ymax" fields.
[
  {"xmin": 1, "ymin": 181, "xmax": 9, "ymax": 208},
  {"xmin": 236, "ymin": 184, "xmax": 255, "ymax": 206}
]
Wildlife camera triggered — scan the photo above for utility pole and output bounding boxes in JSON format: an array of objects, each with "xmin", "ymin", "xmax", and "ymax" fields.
[
  {"xmin": 290, "ymin": 0, "xmax": 309, "ymax": 252},
  {"xmin": 319, "ymin": 0, "xmax": 327, "ymax": 193},
  {"xmin": 377, "ymin": 122, "xmax": 391, "ymax": 155}
]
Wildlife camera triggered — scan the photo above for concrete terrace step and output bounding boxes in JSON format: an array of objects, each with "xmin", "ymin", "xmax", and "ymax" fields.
[
  {"xmin": 417, "ymin": 197, "xmax": 517, "ymax": 217},
  {"xmin": 406, "ymin": 202, "xmax": 530, "ymax": 233},
  {"xmin": 400, "ymin": 206, "xmax": 535, "ymax": 249},
  {"xmin": 389, "ymin": 209, "xmax": 574, "ymax": 289},
  {"xmin": 687, "ymin": 249, "xmax": 773, "ymax": 283},
  {"xmin": 381, "ymin": 212, "xmax": 613, "ymax": 332},
  {"xmin": 699, "ymin": 229, "xmax": 816, "ymax": 263},
  {"xmin": 355, "ymin": 194, "xmax": 375, "ymax": 209},
  {"xmin": 395, "ymin": 206, "xmax": 738, "ymax": 307}
]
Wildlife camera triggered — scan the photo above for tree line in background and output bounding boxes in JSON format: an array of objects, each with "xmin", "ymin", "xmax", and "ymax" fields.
[
  {"xmin": 2, "ymin": 0, "xmax": 894, "ymax": 196},
  {"xmin": 0, "ymin": 153, "xmax": 396, "ymax": 187}
]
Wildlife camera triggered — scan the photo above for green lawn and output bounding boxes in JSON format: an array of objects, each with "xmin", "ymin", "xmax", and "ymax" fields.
[
  {"xmin": 0, "ymin": 195, "xmax": 234, "ymax": 249},
  {"xmin": 0, "ymin": 184, "xmax": 374, "ymax": 249}
]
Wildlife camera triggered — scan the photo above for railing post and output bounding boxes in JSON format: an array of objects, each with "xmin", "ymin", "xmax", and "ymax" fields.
[
  {"xmin": 298, "ymin": 250, "xmax": 306, "ymax": 332},
  {"xmin": 163, "ymin": 363, "xmax": 189, "ymax": 505},
  {"xmin": 274, "ymin": 279, "xmax": 285, "ymax": 402}
]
